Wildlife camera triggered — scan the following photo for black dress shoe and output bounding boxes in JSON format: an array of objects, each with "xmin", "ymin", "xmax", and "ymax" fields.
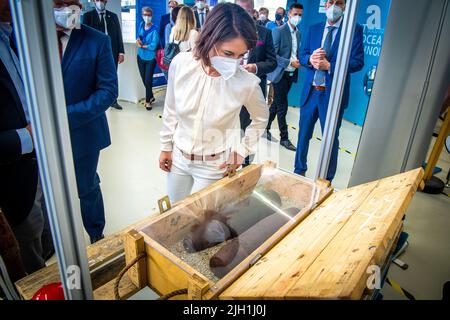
[
  {"xmin": 263, "ymin": 130, "xmax": 279, "ymax": 143},
  {"xmin": 112, "ymin": 102, "xmax": 123, "ymax": 110},
  {"xmin": 280, "ymin": 140, "xmax": 297, "ymax": 151},
  {"xmin": 90, "ymin": 234, "xmax": 104, "ymax": 245}
]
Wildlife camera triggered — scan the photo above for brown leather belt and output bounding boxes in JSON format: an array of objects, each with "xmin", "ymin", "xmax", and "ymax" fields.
[
  {"xmin": 178, "ymin": 147, "xmax": 226, "ymax": 161},
  {"xmin": 313, "ymin": 85, "xmax": 326, "ymax": 91}
]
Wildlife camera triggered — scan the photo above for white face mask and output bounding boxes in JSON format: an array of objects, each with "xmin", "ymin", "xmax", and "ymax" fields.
[
  {"xmin": 290, "ymin": 15, "xmax": 302, "ymax": 26},
  {"xmin": 210, "ymin": 47, "xmax": 240, "ymax": 80},
  {"xmin": 95, "ymin": 1, "xmax": 106, "ymax": 12},
  {"xmin": 259, "ymin": 14, "xmax": 267, "ymax": 21},
  {"xmin": 196, "ymin": 2, "xmax": 205, "ymax": 10},
  {"xmin": 143, "ymin": 16, "xmax": 152, "ymax": 24},
  {"xmin": 54, "ymin": 5, "xmax": 81, "ymax": 30},
  {"xmin": 326, "ymin": 4, "xmax": 344, "ymax": 23}
]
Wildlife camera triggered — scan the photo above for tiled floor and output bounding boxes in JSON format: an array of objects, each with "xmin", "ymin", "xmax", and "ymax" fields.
[{"xmin": 93, "ymin": 90, "xmax": 449, "ymax": 300}]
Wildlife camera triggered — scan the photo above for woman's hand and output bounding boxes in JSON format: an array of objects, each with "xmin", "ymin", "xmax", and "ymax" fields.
[
  {"xmin": 159, "ymin": 151, "xmax": 173, "ymax": 172},
  {"xmin": 220, "ymin": 151, "xmax": 244, "ymax": 177},
  {"xmin": 136, "ymin": 39, "xmax": 143, "ymax": 48}
]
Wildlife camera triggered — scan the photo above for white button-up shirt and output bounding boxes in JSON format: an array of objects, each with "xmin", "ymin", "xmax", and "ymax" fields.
[
  {"xmin": 160, "ymin": 52, "xmax": 269, "ymax": 158},
  {"xmin": 286, "ymin": 22, "xmax": 299, "ymax": 72},
  {"xmin": 60, "ymin": 29, "xmax": 72, "ymax": 56}
]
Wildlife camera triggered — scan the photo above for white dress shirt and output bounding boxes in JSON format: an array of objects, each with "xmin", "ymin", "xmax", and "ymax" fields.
[
  {"xmin": 312, "ymin": 17, "xmax": 342, "ymax": 86},
  {"xmin": 169, "ymin": 29, "xmax": 198, "ymax": 52},
  {"xmin": 60, "ymin": 29, "xmax": 72, "ymax": 56},
  {"xmin": 160, "ymin": 52, "xmax": 269, "ymax": 158},
  {"xmin": 286, "ymin": 22, "xmax": 299, "ymax": 72}
]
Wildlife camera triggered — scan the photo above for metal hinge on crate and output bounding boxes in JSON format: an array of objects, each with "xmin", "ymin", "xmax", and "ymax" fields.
[{"xmin": 158, "ymin": 196, "xmax": 172, "ymax": 214}]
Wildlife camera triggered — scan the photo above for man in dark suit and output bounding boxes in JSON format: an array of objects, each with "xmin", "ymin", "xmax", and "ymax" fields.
[
  {"xmin": 236, "ymin": 0, "xmax": 277, "ymax": 166},
  {"xmin": 0, "ymin": 0, "xmax": 46, "ymax": 273},
  {"xmin": 53, "ymin": 0, "xmax": 118, "ymax": 243},
  {"xmin": 295, "ymin": 0, "xmax": 364, "ymax": 181},
  {"xmin": 159, "ymin": 0, "xmax": 178, "ymax": 48},
  {"xmin": 83, "ymin": 0, "xmax": 124, "ymax": 110},
  {"xmin": 266, "ymin": 3, "xmax": 303, "ymax": 151},
  {"xmin": 194, "ymin": 0, "xmax": 208, "ymax": 30}
]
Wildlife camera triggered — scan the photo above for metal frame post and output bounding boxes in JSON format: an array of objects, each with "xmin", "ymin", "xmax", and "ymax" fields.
[
  {"xmin": 10, "ymin": 0, "xmax": 93, "ymax": 299},
  {"xmin": 315, "ymin": 0, "xmax": 360, "ymax": 181}
]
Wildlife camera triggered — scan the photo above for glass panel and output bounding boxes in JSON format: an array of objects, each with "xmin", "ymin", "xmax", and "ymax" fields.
[{"xmin": 139, "ymin": 165, "xmax": 330, "ymax": 283}]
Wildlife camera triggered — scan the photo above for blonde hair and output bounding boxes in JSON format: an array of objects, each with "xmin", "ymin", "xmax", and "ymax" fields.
[{"xmin": 172, "ymin": 6, "xmax": 196, "ymax": 42}]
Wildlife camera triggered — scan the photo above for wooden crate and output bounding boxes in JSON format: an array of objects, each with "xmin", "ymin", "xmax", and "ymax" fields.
[
  {"xmin": 128, "ymin": 162, "xmax": 333, "ymax": 300},
  {"xmin": 15, "ymin": 167, "xmax": 424, "ymax": 300},
  {"xmin": 219, "ymin": 168, "xmax": 424, "ymax": 300}
]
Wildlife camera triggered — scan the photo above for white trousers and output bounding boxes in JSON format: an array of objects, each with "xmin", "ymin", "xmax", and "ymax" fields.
[{"xmin": 167, "ymin": 147, "xmax": 227, "ymax": 203}]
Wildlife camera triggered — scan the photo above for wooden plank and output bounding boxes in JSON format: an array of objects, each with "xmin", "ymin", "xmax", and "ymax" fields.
[
  {"xmin": 286, "ymin": 168, "xmax": 423, "ymax": 299},
  {"xmin": 124, "ymin": 230, "xmax": 147, "ymax": 289},
  {"xmin": 188, "ymin": 274, "xmax": 210, "ymax": 300},
  {"xmin": 220, "ymin": 168, "xmax": 423, "ymax": 300},
  {"xmin": 142, "ymin": 233, "xmax": 211, "ymax": 299},
  {"xmin": 15, "ymin": 211, "xmax": 164, "ymax": 300},
  {"xmin": 93, "ymin": 273, "xmax": 139, "ymax": 300},
  {"xmin": 86, "ymin": 233, "xmax": 124, "ymax": 270},
  {"xmin": 90, "ymin": 255, "xmax": 125, "ymax": 290},
  {"xmin": 15, "ymin": 262, "xmax": 60, "ymax": 300}
]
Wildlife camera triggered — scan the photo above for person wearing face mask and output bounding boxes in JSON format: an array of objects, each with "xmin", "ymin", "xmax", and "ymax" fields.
[
  {"xmin": 83, "ymin": 0, "xmax": 125, "ymax": 110},
  {"xmin": 266, "ymin": 7, "xmax": 286, "ymax": 31},
  {"xmin": 256, "ymin": 7, "xmax": 270, "ymax": 27},
  {"xmin": 53, "ymin": 0, "xmax": 118, "ymax": 244},
  {"xmin": 159, "ymin": 3, "xmax": 268, "ymax": 202},
  {"xmin": 194, "ymin": 0, "xmax": 208, "ymax": 30},
  {"xmin": 160, "ymin": 0, "xmax": 179, "ymax": 49},
  {"xmin": 266, "ymin": 3, "xmax": 303, "ymax": 151},
  {"xmin": 295, "ymin": 0, "xmax": 364, "ymax": 182},
  {"xmin": 136, "ymin": 7, "xmax": 159, "ymax": 111}
]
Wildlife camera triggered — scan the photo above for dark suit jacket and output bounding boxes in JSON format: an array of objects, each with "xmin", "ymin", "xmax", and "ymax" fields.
[
  {"xmin": 194, "ymin": 9, "xmax": 208, "ymax": 30},
  {"xmin": 159, "ymin": 13, "xmax": 171, "ymax": 48},
  {"xmin": 0, "ymin": 57, "xmax": 38, "ymax": 227},
  {"xmin": 299, "ymin": 22, "xmax": 364, "ymax": 109},
  {"xmin": 247, "ymin": 25, "xmax": 277, "ymax": 92},
  {"xmin": 83, "ymin": 9, "xmax": 124, "ymax": 67},
  {"xmin": 267, "ymin": 23, "xmax": 301, "ymax": 84},
  {"xmin": 62, "ymin": 25, "xmax": 118, "ymax": 160}
]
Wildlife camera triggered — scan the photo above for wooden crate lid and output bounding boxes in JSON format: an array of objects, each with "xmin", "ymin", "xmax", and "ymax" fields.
[{"xmin": 219, "ymin": 168, "xmax": 424, "ymax": 300}]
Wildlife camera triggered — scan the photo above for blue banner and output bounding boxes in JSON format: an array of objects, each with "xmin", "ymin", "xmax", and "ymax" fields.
[
  {"xmin": 345, "ymin": 0, "xmax": 391, "ymax": 126},
  {"xmin": 288, "ymin": 0, "xmax": 391, "ymax": 126},
  {"xmin": 137, "ymin": 0, "xmax": 167, "ymax": 87}
]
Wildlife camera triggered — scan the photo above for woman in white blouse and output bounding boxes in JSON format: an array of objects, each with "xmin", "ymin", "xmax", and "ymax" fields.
[
  {"xmin": 159, "ymin": 3, "xmax": 268, "ymax": 202},
  {"xmin": 169, "ymin": 6, "xmax": 198, "ymax": 53}
]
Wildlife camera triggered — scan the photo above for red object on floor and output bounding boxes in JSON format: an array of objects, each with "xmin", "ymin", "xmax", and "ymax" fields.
[{"xmin": 32, "ymin": 282, "xmax": 65, "ymax": 300}]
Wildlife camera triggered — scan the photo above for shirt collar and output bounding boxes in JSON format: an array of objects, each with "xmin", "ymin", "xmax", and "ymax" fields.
[
  {"xmin": 287, "ymin": 21, "xmax": 296, "ymax": 33},
  {"xmin": 96, "ymin": 8, "xmax": 106, "ymax": 14},
  {"xmin": 326, "ymin": 16, "xmax": 343, "ymax": 29},
  {"xmin": 62, "ymin": 28, "xmax": 73, "ymax": 38}
]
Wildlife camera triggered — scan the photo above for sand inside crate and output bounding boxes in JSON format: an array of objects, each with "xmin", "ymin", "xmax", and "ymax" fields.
[{"xmin": 166, "ymin": 196, "xmax": 306, "ymax": 282}]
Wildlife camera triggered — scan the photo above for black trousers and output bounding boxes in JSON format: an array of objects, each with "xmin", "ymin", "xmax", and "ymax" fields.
[
  {"xmin": 267, "ymin": 72, "xmax": 295, "ymax": 141},
  {"xmin": 240, "ymin": 79, "xmax": 267, "ymax": 167},
  {"xmin": 137, "ymin": 56, "xmax": 156, "ymax": 102}
]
